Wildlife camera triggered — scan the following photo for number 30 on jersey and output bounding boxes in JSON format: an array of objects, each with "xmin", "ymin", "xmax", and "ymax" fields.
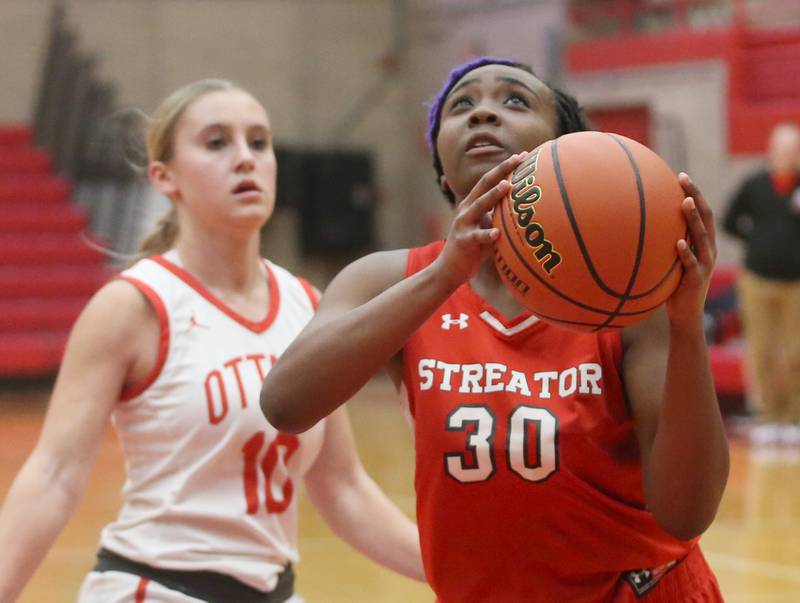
[{"xmin": 445, "ymin": 404, "xmax": 558, "ymax": 483}]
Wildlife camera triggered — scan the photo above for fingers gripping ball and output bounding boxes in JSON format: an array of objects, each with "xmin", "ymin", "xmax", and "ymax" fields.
[{"xmin": 492, "ymin": 131, "xmax": 686, "ymax": 332}]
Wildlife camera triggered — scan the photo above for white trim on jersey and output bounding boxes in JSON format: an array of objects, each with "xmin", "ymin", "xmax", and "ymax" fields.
[{"xmin": 479, "ymin": 311, "xmax": 540, "ymax": 337}]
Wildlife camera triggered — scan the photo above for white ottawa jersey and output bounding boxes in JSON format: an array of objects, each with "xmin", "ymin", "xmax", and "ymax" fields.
[{"xmin": 100, "ymin": 250, "xmax": 325, "ymax": 593}]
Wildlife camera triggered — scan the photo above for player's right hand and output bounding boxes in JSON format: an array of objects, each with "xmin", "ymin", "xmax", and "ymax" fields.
[{"xmin": 432, "ymin": 153, "xmax": 525, "ymax": 291}]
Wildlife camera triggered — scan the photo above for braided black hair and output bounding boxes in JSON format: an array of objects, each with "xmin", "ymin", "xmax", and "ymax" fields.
[{"xmin": 553, "ymin": 87, "xmax": 591, "ymax": 143}]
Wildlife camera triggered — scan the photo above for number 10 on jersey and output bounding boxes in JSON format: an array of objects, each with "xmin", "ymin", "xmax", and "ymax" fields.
[
  {"xmin": 445, "ymin": 404, "xmax": 558, "ymax": 483},
  {"xmin": 242, "ymin": 431, "xmax": 299, "ymax": 514}
]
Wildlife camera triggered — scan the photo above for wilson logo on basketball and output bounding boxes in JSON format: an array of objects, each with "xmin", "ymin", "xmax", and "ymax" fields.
[{"xmin": 510, "ymin": 149, "xmax": 562, "ymax": 274}]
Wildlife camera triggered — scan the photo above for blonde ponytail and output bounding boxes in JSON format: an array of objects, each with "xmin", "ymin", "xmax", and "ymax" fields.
[
  {"xmin": 131, "ymin": 79, "xmax": 238, "ymax": 264},
  {"xmin": 135, "ymin": 207, "xmax": 179, "ymax": 261}
]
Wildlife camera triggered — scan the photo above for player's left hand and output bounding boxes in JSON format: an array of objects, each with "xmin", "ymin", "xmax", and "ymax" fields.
[{"xmin": 666, "ymin": 173, "xmax": 717, "ymax": 333}]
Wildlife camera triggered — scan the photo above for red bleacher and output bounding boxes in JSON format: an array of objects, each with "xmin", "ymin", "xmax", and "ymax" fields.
[
  {"xmin": 706, "ymin": 264, "xmax": 747, "ymax": 404},
  {"xmin": 0, "ymin": 125, "xmax": 112, "ymax": 377}
]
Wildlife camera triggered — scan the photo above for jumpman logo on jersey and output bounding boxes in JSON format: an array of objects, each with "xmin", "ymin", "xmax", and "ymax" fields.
[
  {"xmin": 187, "ymin": 311, "xmax": 209, "ymax": 332},
  {"xmin": 441, "ymin": 313, "xmax": 469, "ymax": 330}
]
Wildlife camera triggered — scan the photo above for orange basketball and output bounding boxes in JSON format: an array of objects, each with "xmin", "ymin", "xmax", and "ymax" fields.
[{"xmin": 492, "ymin": 131, "xmax": 686, "ymax": 332}]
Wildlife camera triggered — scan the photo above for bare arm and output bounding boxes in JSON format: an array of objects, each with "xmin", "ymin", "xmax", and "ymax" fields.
[
  {"xmin": 262, "ymin": 153, "xmax": 524, "ymax": 433},
  {"xmin": 263, "ymin": 249, "xmax": 438, "ymax": 433},
  {"xmin": 0, "ymin": 281, "xmax": 158, "ymax": 602},
  {"xmin": 303, "ymin": 408, "xmax": 425, "ymax": 581},
  {"xmin": 623, "ymin": 174, "xmax": 729, "ymax": 541}
]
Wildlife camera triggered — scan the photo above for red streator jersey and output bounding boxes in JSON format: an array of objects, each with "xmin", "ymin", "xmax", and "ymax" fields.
[{"xmin": 402, "ymin": 241, "xmax": 701, "ymax": 603}]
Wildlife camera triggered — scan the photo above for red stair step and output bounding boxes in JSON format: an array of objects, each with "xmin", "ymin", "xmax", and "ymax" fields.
[
  {"xmin": 0, "ymin": 234, "xmax": 107, "ymax": 265},
  {"xmin": 0, "ymin": 299, "xmax": 86, "ymax": 333},
  {"xmin": 0, "ymin": 149, "xmax": 52, "ymax": 175},
  {"xmin": 0, "ymin": 124, "xmax": 109, "ymax": 378},
  {"xmin": 0, "ymin": 126, "xmax": 33, "ymax": 148},
  {"xmin": 0, "ymin": 176, "xmax": 70, "ymax": 203},
  {"xmin": 0, "ymin": 331, "xmax": 67, "ymax": 376},
  {"xmin": 0, "ymin": 266, "xmax": 111, "ymax": 299},
  {"xmin": 0, "ymin": 206, "xmax": 88, "ymax": 234}
]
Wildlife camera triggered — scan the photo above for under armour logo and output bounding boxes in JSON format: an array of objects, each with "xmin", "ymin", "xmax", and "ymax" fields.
[
  {"xmin": 624, "ymin": 560, "xmax": 677, "ymax": 596},
  {"xmin": 441, "ymin": 313, "xmax": 469, "ymax": 330}
]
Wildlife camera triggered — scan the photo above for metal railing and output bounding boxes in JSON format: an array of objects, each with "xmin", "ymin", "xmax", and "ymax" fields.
[
  {"xmin": 32, "ymin": 1, "xmax": 148, "ymax": 262},
  {"xmin": 569, "ymin": 0, "xmax": 800, "ymax": 39}
]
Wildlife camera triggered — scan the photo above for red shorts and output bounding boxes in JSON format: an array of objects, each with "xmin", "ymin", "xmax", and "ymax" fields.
[{"xmin": 431, "ymin": 545, "xmax": 723, "ymax": 603}]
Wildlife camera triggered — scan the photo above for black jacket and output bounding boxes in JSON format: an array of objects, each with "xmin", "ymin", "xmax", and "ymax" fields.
[{"xmin": 723, "ymin": 170, "xmax": 800, "ymax": 280}]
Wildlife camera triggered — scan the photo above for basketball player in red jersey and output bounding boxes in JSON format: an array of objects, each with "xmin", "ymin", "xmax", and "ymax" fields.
[
  {"xmin": 0, "ymin": 79, "xmax": 423, "ymax": 603},
  {"xmin": 262, "ymin": 58, "xmax": 729, "ymax": 602}
]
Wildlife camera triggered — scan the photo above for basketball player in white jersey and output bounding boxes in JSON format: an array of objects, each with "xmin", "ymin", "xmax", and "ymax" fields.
[{"xmin": 0, "ymin": 79, "xmax": 424, "ymax": 603}]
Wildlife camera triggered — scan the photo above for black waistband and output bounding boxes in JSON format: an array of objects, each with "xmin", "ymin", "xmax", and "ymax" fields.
[{"xmin": 93, "ymin": 547, "xmax": 294, "ymax": 603}]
